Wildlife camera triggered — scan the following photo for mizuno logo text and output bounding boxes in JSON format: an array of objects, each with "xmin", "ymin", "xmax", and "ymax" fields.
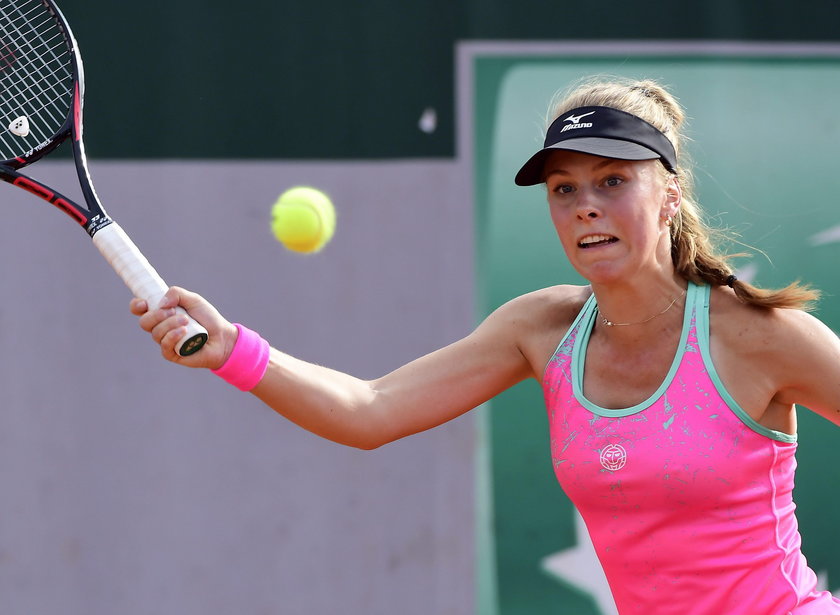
[{"xmin": 561, "ymin": 110, "xmax": 595, "ymax": 132}]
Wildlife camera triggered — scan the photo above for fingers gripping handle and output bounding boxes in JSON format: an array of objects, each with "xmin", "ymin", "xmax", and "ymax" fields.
[{"xmin": 91, "ymin": 222, "xmax": 208, "ymax": 356}]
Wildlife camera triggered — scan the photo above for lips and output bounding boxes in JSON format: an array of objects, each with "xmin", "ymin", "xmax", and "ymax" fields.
[{"xmin": 578, "ymin": 233, "xmax": 618, "ymax": 248}]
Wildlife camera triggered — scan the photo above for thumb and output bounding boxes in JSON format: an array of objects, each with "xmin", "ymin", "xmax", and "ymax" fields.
[{"xmin": 157, "ymin": 286, "xmax": 189, "ymax": 310}]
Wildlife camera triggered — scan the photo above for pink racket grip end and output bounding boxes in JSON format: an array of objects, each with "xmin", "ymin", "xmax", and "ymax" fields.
[{"xmin": 212, "ymin": 324, "xmax": 270, "ymax": 391}]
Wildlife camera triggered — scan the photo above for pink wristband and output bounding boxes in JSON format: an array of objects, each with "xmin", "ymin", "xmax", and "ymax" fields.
[{"xmin": 212, "ymin": 323, "xmax": 270, "ymax": 391}]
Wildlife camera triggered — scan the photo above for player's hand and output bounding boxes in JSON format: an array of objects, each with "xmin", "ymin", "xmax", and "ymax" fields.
[{"xmin": 130, "ymin": 286, "xmax": 238, "ymax": 370}]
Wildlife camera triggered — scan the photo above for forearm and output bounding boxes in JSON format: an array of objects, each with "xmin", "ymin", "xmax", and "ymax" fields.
[
  {"xmin": 250, "ymin": 348, "xmax": 387, "ymax": 449},
  {"xmin": 133, "ymin": 288, "xmax": 533, "ymax": 448},
  {"xmin": 247, "ymin": 337, "xmax": 525, "ymax": 450}
]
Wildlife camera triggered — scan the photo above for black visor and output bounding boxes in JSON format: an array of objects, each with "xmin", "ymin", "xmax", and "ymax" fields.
[{"xmin": 514, "ymin": 106, "xmax": 677, "ymax": 186}]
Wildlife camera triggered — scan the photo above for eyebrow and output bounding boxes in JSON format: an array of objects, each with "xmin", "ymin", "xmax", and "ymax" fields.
[{"xmin": 544, "ymin": 158, "xmax": 627, "ymax": 179}]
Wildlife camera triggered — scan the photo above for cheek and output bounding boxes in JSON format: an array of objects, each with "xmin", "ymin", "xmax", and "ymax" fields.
[
  {"xmin": 548, "ymin": 203, "xmax": 575, "ymax": 247},
  {"xmin": 553, "ymin": 227, "xmax": 586, "ymax": 265},
  {"xmin": 548, "ymin": 202, "xmax": 563, "ymax": 228},
  {"xmin": 548, "ymin": 196, "xmax": 576, "ymax": 227}
]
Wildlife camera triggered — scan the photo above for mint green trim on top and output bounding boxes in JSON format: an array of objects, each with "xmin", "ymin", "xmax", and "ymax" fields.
[
  {"xmin": 541, "ymin": 290, "xmax": 597, "ymax": 383},
  {"xmin": 694, "ymin": 284, "xmax": 798, "ymax": 444},
  {"xmin": 571, "ymin": 282, "xmax": 698, "ymax": 417}
]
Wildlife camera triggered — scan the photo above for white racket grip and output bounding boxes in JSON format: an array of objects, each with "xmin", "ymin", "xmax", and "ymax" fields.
[{"xmin": 92, "ymin": 222, "xmax": 208, "ymax": 356}]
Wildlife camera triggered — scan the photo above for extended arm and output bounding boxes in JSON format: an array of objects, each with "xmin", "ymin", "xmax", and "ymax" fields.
[{"xmin": 132, "ymin": 287, "xmax": 536, "ymax": 449}]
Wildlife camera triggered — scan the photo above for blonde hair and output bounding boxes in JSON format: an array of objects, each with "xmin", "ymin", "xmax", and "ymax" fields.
[{"xmin": 547, "ymin": 76, "xmax": 819, "ymax": 311}]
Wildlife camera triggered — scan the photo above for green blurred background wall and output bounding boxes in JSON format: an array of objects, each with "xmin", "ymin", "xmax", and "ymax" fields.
[{"xmin": 470, "ymin": 46, "xmax": 840, "ymax": 614}]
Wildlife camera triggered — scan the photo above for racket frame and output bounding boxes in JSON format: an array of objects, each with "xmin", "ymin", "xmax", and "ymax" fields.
[{"xmin": 0, "ymin": 0, "xmax": 207, "ymax": 355}]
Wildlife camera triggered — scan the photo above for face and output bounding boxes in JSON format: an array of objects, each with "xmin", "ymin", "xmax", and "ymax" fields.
[{"xmin": 543, "ymin": 150, "xmax": 679, "ymax": 285}]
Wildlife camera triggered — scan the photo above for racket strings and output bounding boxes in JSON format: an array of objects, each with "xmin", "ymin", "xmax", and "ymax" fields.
[
  {"xmin": 0, "ymin": 3, "xmax": 71, "ymax": 108},
  {"xmin": 0, "ymin": 3, "xmax": 71, "ymax": 132},
  {"xmin": 0, "ymin": 0, "xmax": 73, "ymax": 160}
]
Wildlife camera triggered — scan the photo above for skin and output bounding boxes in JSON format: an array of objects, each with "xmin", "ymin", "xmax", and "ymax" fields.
[{"xmin": 131, "ymin": 150, "xmax": 840, "ymax": 448}]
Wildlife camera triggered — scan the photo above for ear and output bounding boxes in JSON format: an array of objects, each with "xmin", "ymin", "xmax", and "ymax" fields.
[{"xmin": 662, "ymin": 175, "xmax": 682, "ymax": 220}]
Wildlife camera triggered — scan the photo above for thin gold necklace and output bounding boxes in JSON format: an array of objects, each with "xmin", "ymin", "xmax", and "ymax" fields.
[{"xmin": 598, "ymin": 288, "xmax": 686, "ymax": 327}]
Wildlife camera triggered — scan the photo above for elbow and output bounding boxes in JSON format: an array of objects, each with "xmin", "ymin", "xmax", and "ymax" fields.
[
  {"xmin": 344, "ymin": 389, "xmax": 397, "ymax": 450},
  {"xmin": 328, "ymin": 386, "xmax": 403, "ymax": 450},
  {"xmin": 346, "ymin": 431, "xmax": 393, "ymax": 450},
  {"xmin": 352, "ymin": 439, "xmax": 387, "ymax": 451},
  {"xmin": 342, "ymin": 420, "xmax": 398, "ymax": 450}
]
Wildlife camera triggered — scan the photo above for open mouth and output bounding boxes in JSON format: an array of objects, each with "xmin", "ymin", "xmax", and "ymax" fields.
[{"xmin": 578, "ymin": 234, "xmax": 619, "ymax": 249}]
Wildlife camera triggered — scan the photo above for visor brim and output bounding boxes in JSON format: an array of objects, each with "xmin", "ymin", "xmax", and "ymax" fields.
[{"xmin": 514, "ymin": 138, "xmax": 663, "ymax": 186}]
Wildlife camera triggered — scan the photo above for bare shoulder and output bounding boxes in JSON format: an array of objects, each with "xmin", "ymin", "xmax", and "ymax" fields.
[
  {"xmin": 485, "ymin": 284, "xmax": 591, "ymax": 380},
  {"xmin": 492, "ymin": 284, "xmax": 590, "ymax": 329},
  {"xmin": 711, "ymin": 286, "xmax": 834, "ymax": 352},
  {"xmin": 710, "ymin": 286, "xmax": 840, "ymax": 391}
]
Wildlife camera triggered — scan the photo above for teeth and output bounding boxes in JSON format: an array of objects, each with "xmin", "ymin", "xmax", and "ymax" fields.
[{"xmin": 579, "ymin": 234, "xmax": 615, "ymax": 245}]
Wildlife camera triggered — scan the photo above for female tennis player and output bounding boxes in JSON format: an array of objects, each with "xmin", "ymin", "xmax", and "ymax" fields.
[{"xmin": 131, "ymin": 77, "xmax": 840, "ymax": 613}]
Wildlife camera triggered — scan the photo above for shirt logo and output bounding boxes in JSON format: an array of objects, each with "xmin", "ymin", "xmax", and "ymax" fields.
[
  {"xmin": 599, "ymin": 444, "xmax": 627, "ymax": 471},
  {"xmin": 561, "ymin": 110, "xmax": 595, "ymax": 132}
]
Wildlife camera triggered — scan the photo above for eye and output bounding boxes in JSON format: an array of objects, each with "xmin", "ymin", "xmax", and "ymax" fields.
[
  {"xmin": 604, "ymin": 176, "xmax": 623, "ymax": 187},
  {"xmin": 550, "ymin": 183, "xmax": 575, "ymax": 195}
]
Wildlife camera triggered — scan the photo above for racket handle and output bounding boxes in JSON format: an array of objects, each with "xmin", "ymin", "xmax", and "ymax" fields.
[{"xmin": 91, "ymin": 222, "xmax": 208, "ymax": 356}]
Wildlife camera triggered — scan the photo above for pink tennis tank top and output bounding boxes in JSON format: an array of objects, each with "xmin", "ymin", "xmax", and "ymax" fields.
[{"xmin": 542, "ymin": 282, "xmax": 840, "ymax": 614}]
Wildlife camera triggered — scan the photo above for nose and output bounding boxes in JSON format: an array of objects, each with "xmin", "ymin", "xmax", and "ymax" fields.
[
  {"xmin": 574, "ymin": 185, "xmax": 603, "ymax": 222},
  {"xmin": 576, "ymin": 194, "xmax": 602, "ymax": 221}
]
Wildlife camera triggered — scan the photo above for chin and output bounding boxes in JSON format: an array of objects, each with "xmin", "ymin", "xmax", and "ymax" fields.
[{"xmin": 569, "ymin": 260, "xmax": 629, "ymax": 285}]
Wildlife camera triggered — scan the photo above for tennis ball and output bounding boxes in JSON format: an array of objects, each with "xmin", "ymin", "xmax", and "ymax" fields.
[{"xmin": 271, "ymin": 186, "xmax": 336, "ymax": 253}]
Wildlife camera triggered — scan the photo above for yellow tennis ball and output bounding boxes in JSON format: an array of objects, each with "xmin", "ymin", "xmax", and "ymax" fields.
[{"xmin": 270, "ymin": 186, "xmax": 336, "ymax": 253}]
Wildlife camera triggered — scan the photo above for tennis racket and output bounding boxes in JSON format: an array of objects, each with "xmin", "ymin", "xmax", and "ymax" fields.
[{"xmin": 0, "ymin": 0, "xmax": 207, "ymax": 356}]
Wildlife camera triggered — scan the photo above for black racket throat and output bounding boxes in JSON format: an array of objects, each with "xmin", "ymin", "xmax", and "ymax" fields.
[
  {"xmin": 0, "ymin": 133, "xmax": 112, "ymax": 237},
  {"xmin": 0, "ymin": 0, "xmax": 209, "ymax": 357}
]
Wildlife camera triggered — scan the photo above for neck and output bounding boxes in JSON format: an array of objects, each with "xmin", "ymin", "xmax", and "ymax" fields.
[{"xmin": 591, "ymin": 276, "xmax": 688, "ymax": 336}]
